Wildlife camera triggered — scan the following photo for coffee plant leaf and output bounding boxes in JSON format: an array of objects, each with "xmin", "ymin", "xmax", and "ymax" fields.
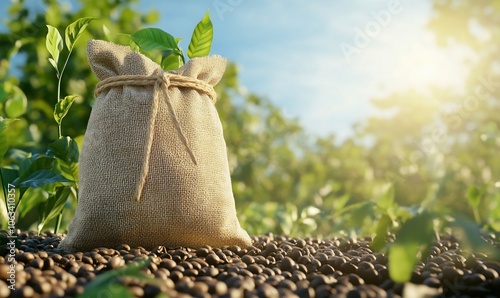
[
  {"xmin": 46, "ymin": 25, "xmax": 63, "ymax": 69},
  {"xmin": 54, "ymin": 95, "xmax": 76, "ymax": 125},
  {"xmin": 65, "ymin": 17, "xmax": 96, "ymax": 51},
  {"xmin": 187, "ymin": 11, "xmax": 213, "ymax": 59}
]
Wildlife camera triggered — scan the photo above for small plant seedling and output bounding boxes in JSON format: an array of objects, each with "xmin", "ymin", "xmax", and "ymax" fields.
[
  {"xmin": 126, "ymin": 11, "xmax": 213, "ymax": 70},
  {"xmin": 3, "ymin": 17, "xmax": 95, "ymax": 234}
]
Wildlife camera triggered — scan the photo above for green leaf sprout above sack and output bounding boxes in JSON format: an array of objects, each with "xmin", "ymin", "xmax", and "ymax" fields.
[
  {"xmin": 188, "ymin": 11, "xmax": 214, "ymax": 59},
  {"xmin": 127, "ymin": 11, "xmax": 213, "ymax": 71}
]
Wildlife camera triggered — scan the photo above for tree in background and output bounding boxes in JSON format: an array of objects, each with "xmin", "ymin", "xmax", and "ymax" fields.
[
  {"xmin": 1, "ymin": 0, "xmax": 159, "ymax": 147},
  {"xmin": 359, "ymin": 0, "xmax": 500, "ymax": 224}
]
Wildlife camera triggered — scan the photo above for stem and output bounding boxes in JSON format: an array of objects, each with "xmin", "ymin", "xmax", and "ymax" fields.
[
  {"xmin": 53, "ymin": 186, "xmax": 77, "ymax": 234},
  {"xmin": 52, "ymin": 48, "xmax": 74, "ymax": 233},
  {"xmin": 54, "ymin": 211, "xmax": 62, "ymax": 234},
  {"xmin": 70, "ymin": 186, "xmax": 78, "ymax": 201},
  {"xmin": 54, "ymin": 45, "xmax": 76, "ymax": 232},
  {"xmin": 473, "ymin": 206, "xmax": 481, "ymax": 225},
  {"xmin": 57, "ymin": 79, "xmax": 62, "ymax": 138},
  {"xmin": 56, "ymin": 47, "xmax": 74, "ymax": 138}
]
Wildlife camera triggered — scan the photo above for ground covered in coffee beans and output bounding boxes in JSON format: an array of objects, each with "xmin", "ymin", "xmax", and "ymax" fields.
[{"xmin": 0, "ymin": 230, "xmax": 499, "ymax": 298}]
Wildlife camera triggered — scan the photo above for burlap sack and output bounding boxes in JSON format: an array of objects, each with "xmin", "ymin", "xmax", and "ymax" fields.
[{"xmin": 59, "ymin": 39, "xmax": 251, "ymax": 252}]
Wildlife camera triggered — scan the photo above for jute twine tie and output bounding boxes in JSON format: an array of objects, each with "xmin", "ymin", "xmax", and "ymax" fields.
[{"xmin": 94, "ymin": 69, "xmax": 217, "ymax": 201}]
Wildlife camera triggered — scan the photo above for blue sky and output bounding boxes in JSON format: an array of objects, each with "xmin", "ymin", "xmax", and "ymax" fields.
[{"xmin": 1, "ymin": 0, "xmax": 473, "ymax": 140}]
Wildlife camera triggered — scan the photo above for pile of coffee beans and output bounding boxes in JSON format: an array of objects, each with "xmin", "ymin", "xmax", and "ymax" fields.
[{"xmin": 1, "ymin": 230, "xmax": 499, "ymax": 297}]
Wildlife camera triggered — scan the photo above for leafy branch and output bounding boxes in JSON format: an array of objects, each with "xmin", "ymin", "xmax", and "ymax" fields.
[{"xmin": 46, "ymin": 17, "xmax": 95, "ymax": 138}]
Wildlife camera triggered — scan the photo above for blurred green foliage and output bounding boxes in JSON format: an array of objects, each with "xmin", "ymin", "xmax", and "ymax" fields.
[{"xmin": 0, "ymin": 0, "xmax": 499, "ymax": 244}]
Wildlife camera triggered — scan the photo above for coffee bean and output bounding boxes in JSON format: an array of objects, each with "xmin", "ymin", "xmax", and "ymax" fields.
[
  {"xmin": 107, "ymin": 256, "xmax": 124, "ymax": 269},
  {"xmin": 298, "ymin": 255, "xmax": 312, "ymax": 265},
  {"xmin": 170, "ymin": 270, "xmax": 183, "ymax": 282},
  {"xmin": 295, "ymin": 287, "xmax": 314, "ymax": 298},
  {"xmin": 320, "ymin": 264, "xmax": 335, "ymax": 275},
  {"xmin": 423, "ymin": 277, "xmax": 441, "ymax": 288},
  {"xmin": 196, "ymin": 247, "xmax": 210, "ymax": 258},
  {"xmin": 144, "ymin": 284, "xmax": 162, "ymax": 298},
  {"xmin": 464, "ymin": 273, "xmax": 487, "ymax": 285},
  {"xmin": 191, "ymin": 281, "xmax": 209, "ymax": 294},
  {"xmin": 29, "ymin": 258, "xmax": 44, "ymax": 270},
  {"xmin": 0, "ymin": 281, "xmax": 10, "ymax": 298},
  {"xmin": 482, "ymin": 268, "xmax": 499, "ymax": 280},
  {"xmin": 17, "ymin": 252, "xmax": 35, "ymax": 263},
  {"xmin": 81, "ymin": 255, "xmax": 93, "ymax": 265},
  {"xmin": 340, "ymin": 262, "xmax": 358, "ymax": 274},
  {"xmin": 0, "ymin": 264, "xmax": 12, "ymax": 280},
  {"xmin": 315, "ymin": 253, "xmax": 328, "ymax": 264},
  {"xmin": 265, "ymin": 242, "xmax": 278, "ymax": 254},
  {"xmin": 12, "ymin": 285, "xmax": 34, "ymax": 298},
  {"xmin": 5, "ymin": 231, "xmax": 500, "ymax": 297},
  {"xmin": 257, "ymin": 283, "xmax": 279, "ymax": 298},
  {"xmin": 31, "ymin": 279, "xmax": 52, "ymax": 294},
  {"xmin": 280, "ymin": 257, "xmax": 296, "ymax": 272},
  {"xmin": 241, "ymin": 254, "xmax": 255, "ymax": 265},
  {"xmin": 42, "ymin": 257, "xmax": 54, "ymax": 270},
  {"xmin": 277, "ymin": 279, "xmax": 297, "ymax": 291},
  {"xmin": 172, "ymin": 250, "xmax": 189, "ymax": 262}
]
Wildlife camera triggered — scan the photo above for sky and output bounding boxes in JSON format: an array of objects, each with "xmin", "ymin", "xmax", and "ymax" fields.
[{"xmin": 1, "ymin": 0, "xmax": 474, "ymax": 141}]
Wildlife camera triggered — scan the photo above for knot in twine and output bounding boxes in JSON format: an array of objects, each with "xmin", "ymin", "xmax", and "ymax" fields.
[{"xmin": 95, "ymin": 69, "xmax": 218, "ymax": 167}]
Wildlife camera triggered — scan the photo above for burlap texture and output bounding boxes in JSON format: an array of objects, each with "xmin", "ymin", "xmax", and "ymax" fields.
[{"xmin": 58, "ymin": 39, "xmax": 251, "ymax": 252}]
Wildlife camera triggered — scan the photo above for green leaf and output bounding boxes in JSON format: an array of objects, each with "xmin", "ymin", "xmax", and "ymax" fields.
[
  {"xmin": 37, "ymin": 186, "xmax": 72, "ymax": 233},
  {"xmin": 449, "ymin": 215, "xmax": 500, "ymax": 260},
  {"xmin": 466, "ymin": 185, "xmax": 485, "ymax": 208},
  {"xmin": 12, "ymin": 154, "xmax": 72, "ymax": 191},
  {"xmin": 46, "ymin": 25, "xmax": 63, "ymax": 70},
  {"xmin": 17, "ymin": 155, "xmax": 55, "ymax": 181},
  {"xmin": 129, "ymin": 28, "xmax": 179, "ymax": 52},
  {"xmin": 0, "ymin": 168, "xmax": 19, "ymax": 190},
  {"xmin": 4, "ymin": 86, "xmax": 27, "ymax": 118},
  {"xmin": 337, "ymin": 201, "xmax": 374, "ymax": 228},
  {"xmin": 47, "ymin": 137, "xmax": 79, "ymax": 183},
  {"xmin": 17, "ymin": 170, "xmax": 72, "ymax": 189},
  {"xmin": 47, "ymin": 137, "xmax": 79, "ymax": 165},
  {"xmin": 389, "ymin": 212, "xmax": 436, "ymax": 283},
  {"xmin": 17, "ymin": 188, "xmax": 46, "ymax": 219},
  {"xmin": 376, "ymin": 183, "xmax": 395, "ymax": 211},
  {"xmin": 102, "ymin": 24, "xmax": 111, "ymax": 40},
  {"xmin": 65, "ymin": 17, "xmax": 96, "ymax": 51},
  {"xmin": 79, "ymin": 284, "xmax": 133, "ymax": 298},
  {"xmin": 0, "ymin": 84, "xmax": 9, "ymax": 104},
  {"xmin": 372, "ymin": 214, "xmax": 392, "ymax": 251},
  {"xmin": 187, "ymin": 11, "xmax": 213, "ymax": 58},
  {"xmin": 161, "ymin": 53, "xmax": 183, "ymax": 71},
  {"xmin": 54, "ymin": 95, "xmax": 77, "ymax": 125},
  {"xmin": 78, "ymin": 259, "xmax": 152, "ymax": 298},
  {"xmin": 48, "ymin": 58, "xmax": 58, "ymax": 73},
  {"xmin": 0, "ymin": 118, "xmax": 18, "ymax": 160}
]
